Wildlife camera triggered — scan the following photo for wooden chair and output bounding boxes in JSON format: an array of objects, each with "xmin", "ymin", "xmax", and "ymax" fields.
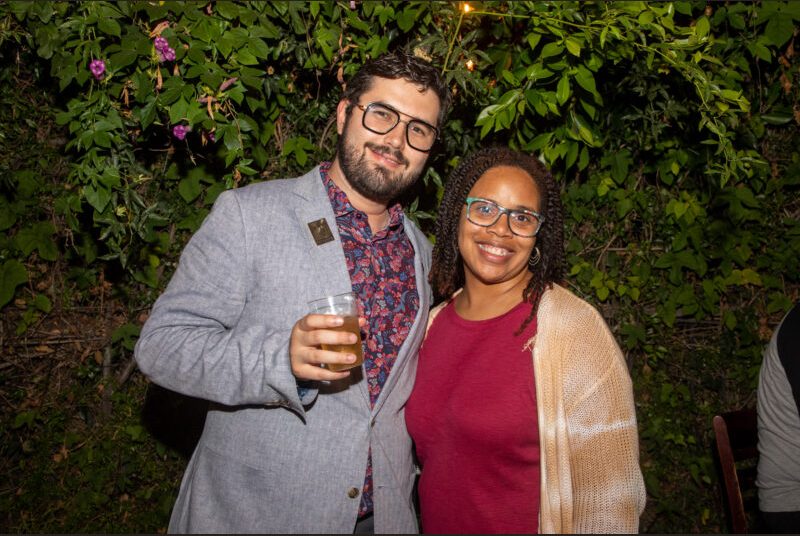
[{"xmin": 713, "ymin": 408, "xmax": 759, "ymax": 533}]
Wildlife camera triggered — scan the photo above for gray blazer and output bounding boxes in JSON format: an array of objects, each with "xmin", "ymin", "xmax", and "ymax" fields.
[{"xmin": 134, "ymin": 167, "xmax": 432, "ymax": 533}]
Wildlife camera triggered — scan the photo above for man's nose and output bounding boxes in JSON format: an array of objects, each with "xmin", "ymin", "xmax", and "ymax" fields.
[{"xmin": 383, "ymin": 121, "xmax": 406, "ymax": 148}]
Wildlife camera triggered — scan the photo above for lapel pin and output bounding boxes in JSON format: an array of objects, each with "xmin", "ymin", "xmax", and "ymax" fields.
[{"xmin": 308, "ymin": 218, "xmax": 334, "ymax": 245}]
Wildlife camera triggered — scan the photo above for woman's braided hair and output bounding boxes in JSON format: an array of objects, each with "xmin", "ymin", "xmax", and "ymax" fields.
[{"xmin": 430, "ymin": 146, "xmax": 565, "ymax": 331}]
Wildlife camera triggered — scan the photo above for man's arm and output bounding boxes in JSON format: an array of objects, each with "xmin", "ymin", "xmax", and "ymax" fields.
[{"xmin": 135, "ymin": 190, "xmax": 305, "ymax": 409}]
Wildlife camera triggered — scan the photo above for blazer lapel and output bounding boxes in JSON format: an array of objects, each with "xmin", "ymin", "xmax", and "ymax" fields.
[
  {"xmin": 291, "ymin": 168, "xmax": 371, "ymax": 409},
  {"xmin": 291, "ymin": 168, "xmax": 351, "ymax": 298}
]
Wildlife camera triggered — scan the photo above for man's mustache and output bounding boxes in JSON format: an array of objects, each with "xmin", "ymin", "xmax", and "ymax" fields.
[{"xmin": 365, "ymin": 142, "xmax": 408, "ymax": 167}]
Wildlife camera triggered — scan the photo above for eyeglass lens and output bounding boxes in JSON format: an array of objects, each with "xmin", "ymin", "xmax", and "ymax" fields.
[
  {"xmin": 466, "ymin": 198, "xmax": 541, "ymax": 237},
  {"xmin": 361, "ymin": 103, "xmax": 436, "ymax": 151}
]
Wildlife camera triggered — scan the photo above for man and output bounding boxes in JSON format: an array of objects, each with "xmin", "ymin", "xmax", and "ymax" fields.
[
  {"xmin": 134, "ymin": 51, "xmax": 450, "ymax": 533},
  {"xmin": 757, "ymin": 302, "xmax": 800, "ymax": 533}
]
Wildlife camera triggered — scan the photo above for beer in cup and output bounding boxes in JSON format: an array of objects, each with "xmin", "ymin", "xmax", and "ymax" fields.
[{"xmin": 308, "ymin": 292, "xmax": 363, "ymax": 372}]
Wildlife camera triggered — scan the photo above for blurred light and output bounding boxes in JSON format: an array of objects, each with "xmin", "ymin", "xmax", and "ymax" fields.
[
  {"xmin": 466, "ymin": 59, "xmax": 475, "ymax": 71},
  {"xmin": 463, "ymin": 3, "xmax": 472, "ymax": 13}
]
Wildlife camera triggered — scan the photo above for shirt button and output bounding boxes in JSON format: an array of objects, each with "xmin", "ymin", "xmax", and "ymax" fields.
[{"xmin": 347, "ymin": 487, "xmax": 360, "ymax": 499}]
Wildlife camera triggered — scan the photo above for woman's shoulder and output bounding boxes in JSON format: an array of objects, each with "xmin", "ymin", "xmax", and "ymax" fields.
[
  {"xmin": 538, "ymin": 283, "xmax": 618, "ymax": 346},
  {"xmin": 426, "ymin": 290, "xmax": 462, "ymax": 333},
  {"xmin": 540, "ymin": 283, "xmax": 602, "ymax": 320}
]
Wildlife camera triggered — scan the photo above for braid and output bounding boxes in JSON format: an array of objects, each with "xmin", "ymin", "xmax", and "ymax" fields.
[
  {"xmin": 430, "ymin": 146, "xmax": 566, "ymax": 332},
  {"xmin": 517, "ymin": 164, "xmax": 565, "ymax": 334}
]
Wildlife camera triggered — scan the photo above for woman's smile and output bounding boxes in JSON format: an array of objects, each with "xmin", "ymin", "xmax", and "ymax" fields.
[{"xmin": 458, "ymin": 165, "xmax": 541, "ymax": 290}]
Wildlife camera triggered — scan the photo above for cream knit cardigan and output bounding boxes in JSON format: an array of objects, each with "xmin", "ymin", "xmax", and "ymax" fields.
[{"xmin": 426, "ymin": 283, "xmax": 646, "ymax": 533}]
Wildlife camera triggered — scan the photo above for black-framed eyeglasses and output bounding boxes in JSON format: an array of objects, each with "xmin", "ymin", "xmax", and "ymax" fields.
[
  {"xmin": 355, "ymin": 102, "xmax": 439, "ymax": 152},
  {"xmin": 464, "ymin": 197, "xmax": 545, "ymax": 237}
]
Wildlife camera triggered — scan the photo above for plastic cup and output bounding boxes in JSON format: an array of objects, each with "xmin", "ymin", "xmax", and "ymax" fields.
[{"xmin": 307, "ymin": 292, "xmax": 363, "ymax": 372}]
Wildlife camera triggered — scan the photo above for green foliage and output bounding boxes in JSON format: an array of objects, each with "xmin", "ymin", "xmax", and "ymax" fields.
[
  {"xmin": 1, "ymin": 374, "xmax": 183, "ymax": 532},
  {"xmin": 1, "ymin": 1, "xmax": 799, "ymax": 533},
  {"xmin": 0, "ymin": 259, "xmax": 27, "ymax": 308}
]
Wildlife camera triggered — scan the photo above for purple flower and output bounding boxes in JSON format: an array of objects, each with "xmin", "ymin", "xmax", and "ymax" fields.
[
  {"xmin": 158, "ymin": 46, "xmax": 176, "ymax": 63},
  {"xmin": 154, "ymin": 36, "xmax": 169, "ymax": 52},
  {"xmin": 89, "ymin": 59, "xmax": 106, "ymax": 80},
  {"xmin": 172, "ymin": 124, "xmax": 190, "ymax": 140},
  {"xmin": 207, "ymin": 131, "xmax": 216, "ymax": 143}
]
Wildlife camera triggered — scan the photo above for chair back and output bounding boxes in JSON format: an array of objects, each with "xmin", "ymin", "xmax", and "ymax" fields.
[{"xmin": 713, "ymin": 408, "xmax": 758, "ymax": 533}]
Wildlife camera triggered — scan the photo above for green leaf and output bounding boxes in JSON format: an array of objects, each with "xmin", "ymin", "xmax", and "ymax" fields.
[
  {"xmin": 724, "ymin": 310, "xmax": 737, "ymax": 330},
  {"xmin": 84, "ymin": 184, "xmax": 112, "ymax": 213},
  {"xmin": 573, "ymin": 112, "xmax": 595, "ymax": 145},
  {"xmin": 565, "ymin": 37, "xmax": 581, "ymax": 57},
  {"xmin": 112, "ymin": 322, "xmax": 141, "ymax": 351},
  {"xmin": 178, "ymin": 175, "xmax": 203, "ymax": 203},
  {"xmin": 93, "ymin": 130, "xmax": 112, "ymax": 148},
  {"xmin": 0, "ymin": 197, "xmax": 17, "ymax": 230},
  {"xmin": 540, "ymin": 42, "xmax": 563, "ymax": 60},
  {"xmin": 15, "ymin": 222, "xmax": 58, "ymax": 261},
  {"xmin": 160, "ymin": 78, "xmax": 184, "ymax": 105},
  {"xmin": 638, "ymin": 10, "xmax": 655, "ymax": 25},
  {"xmin": 397, "ymin": 7, "xmax": 417, "ymax": 32},
  {"xmin": 109, "ymin": 49, "xmax": 138, "ymax": 70},
  {"xmin": 574, "ymin": 65, "xmax": 597, "ymax": 94},
  {"xmin": 98, "ymin": 17, "xmax": 121, "ymax": 37},
  {"xmin": 13, "ymin": 410, "xmax": 37, "ymax": 429},
  {"xmin": 764, "ymin": 16, "xmax": 794, "ymax": 46},
  {"xmin": 31, "ymin": 293, "xmax": 52, "ymax": 313},
  {"xmin": 694, "ymin": 16, "xmax": 710, "ymax": 39},
  {"xmin": 138, "ymin": 99, "xmax": 157, "ymax": 130},
  {"xmin": 169, "ymin": 97, "xmax": 190, "ymax": 124},
  {"xmin": 0, "ymin": 260, "xmax": 28, "ymax": 309},
  {"xmin": 237, "ymin": 47, "xmax": 259, "ymax": 65},
  {"xmin": 527, "ymin": 132, "xmax": 552, "ymax": 151},
  {"xmin": 125, "ymin": 424, "xmax": 146, "ymax": 442},
  {"xmin": 248, "ymin": 37, "xmax": 269, "ymax": 59},
  {"xmin": 747, "ymin": 41, "xmax": 772, "ymax": 62},
  {"xmin": 616, "ymin": 197, "xmax": 634, "ymax": 218},
  {"xmin": 501, "ymin": 69, "xmax": 520, "ymax": 86},
  {"xmin": 177, "ymin": 208, "xmax": 211, "ymax": 232},
  {"xmin": 760, "ymin": 112, "xmax": 794, "ymax": 125},
  {"xmin": 556, "ymin": 74, "xmax": 570, "ymax": 105},
  {"xmin": 476, "ymin": 104, "xmax": 501, "ymax": 125},
  {"xmin": 98, "ymin": 167, "xmax": 121, "ymax": 189},
  {"xmin": 216, "ymin": 1, "xmax": 240, "ymax": 20},
  {"xmin": 526, "ymin": 32, "xmax": 542, "ymax": 51}
]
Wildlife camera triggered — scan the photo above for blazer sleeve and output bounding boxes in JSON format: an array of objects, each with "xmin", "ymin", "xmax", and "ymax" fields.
[
  {"xmin": 561, "ymin": 303, "xmax": 647, "ymax": 533},
  {"xmin": 134, "ymin": 189, "xmax": 305, "ymax": 412}
]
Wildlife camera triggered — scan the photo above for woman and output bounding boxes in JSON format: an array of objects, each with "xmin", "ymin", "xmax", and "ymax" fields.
[{"xmin": 405, "ymin": 146, "xmax": 646, "ymax": 533}]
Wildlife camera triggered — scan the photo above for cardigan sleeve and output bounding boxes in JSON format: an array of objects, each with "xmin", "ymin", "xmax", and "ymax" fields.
[{"xmin": 559, "ymin": 300, "xmax": 647, "ymax": 533}]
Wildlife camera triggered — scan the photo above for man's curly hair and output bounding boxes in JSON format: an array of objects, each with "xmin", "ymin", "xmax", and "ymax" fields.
[{"xmin": 430, "ymin": 146, "xmax": 565, "ymax": 332}]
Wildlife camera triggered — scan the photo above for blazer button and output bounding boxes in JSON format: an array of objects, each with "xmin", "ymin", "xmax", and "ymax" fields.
[{"xmin": 347, "ymin": 487, "xmax": 360, "ymax": 499}]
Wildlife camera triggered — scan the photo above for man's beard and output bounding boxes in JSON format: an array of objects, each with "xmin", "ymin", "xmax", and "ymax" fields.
[{"xmin": 337, "ymin": 119, "xmax": 423, "ymax": 204}]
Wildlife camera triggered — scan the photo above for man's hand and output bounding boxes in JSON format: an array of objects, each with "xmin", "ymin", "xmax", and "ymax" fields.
[{"xmin": 289, "ymin": 313, "xmax": 361, "ymax": 381}]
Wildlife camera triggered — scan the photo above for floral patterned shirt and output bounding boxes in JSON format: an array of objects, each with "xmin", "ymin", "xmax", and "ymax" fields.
[{"xmin": 320, "ymin": 162, "xmax": 419, "ymax": 518}]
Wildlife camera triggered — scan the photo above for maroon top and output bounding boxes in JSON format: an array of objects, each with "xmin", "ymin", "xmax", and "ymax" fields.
[{"xmin": 405, "ymin": 300, "xmax": 540, "ymax": 534}]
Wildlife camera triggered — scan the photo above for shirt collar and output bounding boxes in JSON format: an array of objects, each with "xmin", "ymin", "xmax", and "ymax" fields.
[{"xmin": 320, "ymin": 161, "xmax": 405, "ymax": 229}]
